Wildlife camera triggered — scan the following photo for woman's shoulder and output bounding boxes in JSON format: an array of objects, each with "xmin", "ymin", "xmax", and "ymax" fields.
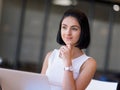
[
  {"xmin": 45, "ymin": 49, "xmax": 59, "ymax": 65},
  {"xmin": 82, "ymin": 56, "xmax": 97, "ymax": 70},
  {"xmin": 46, "ymin": 49, "xmax": 59, "ymax": 58},
  {"xmin": 82, "ymin": 53, "xmax": 96, "ymax": 64},
  {"xmin": 87, "ymin": 57, "xmax": 96, "ymax": 66}
]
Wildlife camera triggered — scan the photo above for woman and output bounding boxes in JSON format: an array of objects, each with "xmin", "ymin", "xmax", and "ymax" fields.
[{"xmin": 41, "ymin": 8, "xmax": 97, "ymax": 90}]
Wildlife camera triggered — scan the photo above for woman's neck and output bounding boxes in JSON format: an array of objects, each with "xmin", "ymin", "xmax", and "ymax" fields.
[{"xmin": 72, "ymin": 47, "xmax": 84, "ymax": 59}]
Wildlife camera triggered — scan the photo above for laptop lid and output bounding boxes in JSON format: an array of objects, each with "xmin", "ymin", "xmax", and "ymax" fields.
[{"xmin": 0, "ymin": 68, "xmax": 51, "ymax": 90}]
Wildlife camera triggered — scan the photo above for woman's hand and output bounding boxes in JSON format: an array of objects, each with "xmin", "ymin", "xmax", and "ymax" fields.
[{"xmin": 59, "ymin": 44, "xmax": 73, "ymax": 66}]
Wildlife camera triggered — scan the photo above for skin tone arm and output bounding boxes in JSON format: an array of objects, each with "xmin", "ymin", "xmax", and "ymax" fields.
[
  {"xmin": 63, "ymin": 58, "xmax": 96, "ymax": 90},
  {"xmin": 60, "ymin": 44, "xmax": 97, "ymax": 90},
  {"xmin": 41, "ymin": 51, "xmax": 52, "ymax": 74}
]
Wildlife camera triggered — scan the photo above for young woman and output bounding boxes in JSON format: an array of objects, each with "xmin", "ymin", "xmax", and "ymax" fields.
[{"xmin": 41, "ymin": 8, "xmax": 97, "ymax": 90}]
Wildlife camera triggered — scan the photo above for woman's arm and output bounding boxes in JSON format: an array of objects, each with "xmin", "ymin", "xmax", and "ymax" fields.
[
  {"xmin": 76, "ymin": 58, "xmax": 96, "ymax": 90},
  {"xmin": 62, "ymin": 58, "xmax": 96, "ymax": 90},
  {"xmin": 41, "ymin": 51, "xmax": 52, "ymax": 74}
]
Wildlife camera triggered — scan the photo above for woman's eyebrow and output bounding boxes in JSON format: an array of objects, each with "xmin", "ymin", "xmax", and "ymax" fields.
[
  {"xmin": 71, "ymin": 25, "xmax": 80, "ymax": 28},
  {"xmin": 61, "ymin": 24, "xmax": 67, "ymax": 26},
  {"xmin": 62, "ymin": 24, "xmax": 79, "ymax": 27}
]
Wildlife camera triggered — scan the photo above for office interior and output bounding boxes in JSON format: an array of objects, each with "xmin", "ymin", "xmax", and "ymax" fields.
[{"xmin": 0, "ymin": 0, "xmax": 120, "ymax": 82}]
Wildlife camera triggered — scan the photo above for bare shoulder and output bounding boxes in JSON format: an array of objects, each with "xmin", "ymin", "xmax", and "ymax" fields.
[
  {"xmin": 86, "ymin": 58, "xmax": 97, "ymax": 67},
  {"xmin": 45, "ymin": 51, "xmax": 53, "ymax": 58},
  {"xmin": 45, "ymin": 49, "xmax": 58, "ymax": 59},
  {"xmin": 81, "ymin": 57, "xmax": 97, "ymax": 72},
  {"xmin": 86, "ymin": 57, "xmax": 96, "ymax": 64},
  {"xmin": 84, "ymin": 57, "xmax": 97, "ymax": 69},
  {"xmin": 45, "ymin": 51, "xmax": 53, "ymax": 59}
]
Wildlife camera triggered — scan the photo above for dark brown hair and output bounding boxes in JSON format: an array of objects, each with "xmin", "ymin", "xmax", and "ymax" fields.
[{"xmin": 56, "ymin": 8, "xmax": 90, "ymax": 49}]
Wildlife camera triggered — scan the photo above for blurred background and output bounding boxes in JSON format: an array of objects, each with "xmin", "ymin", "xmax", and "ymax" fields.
[{"xmin": 0, "ymin": 0, "xmax": 120, "ymax": 82}]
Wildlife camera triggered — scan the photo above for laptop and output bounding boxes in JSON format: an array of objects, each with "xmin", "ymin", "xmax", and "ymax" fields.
[{"xmin": 0, "ymin": 68, "xmax": 51, "ymax": 90}]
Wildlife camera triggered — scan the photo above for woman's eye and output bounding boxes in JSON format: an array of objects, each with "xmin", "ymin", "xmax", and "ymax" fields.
[
  {"xmin": 62, "ymin": 26, "xmax": 67, "ymax": 30},
  {"xmin": 71, "ymin": 27, "xmax": 78, "ymax": 31}
]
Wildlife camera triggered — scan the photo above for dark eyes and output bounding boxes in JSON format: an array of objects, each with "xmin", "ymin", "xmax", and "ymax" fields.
[
  {"xmin": 61, "ymin": 26, "xmax": 79, "ymax": 31},
  {"xmin": 71, "ymin": 27, "xmax": 78, "ymax": 31},
  {"xmin": 61, "ymin": 26, "xmax": 67, "ymax": 29}
]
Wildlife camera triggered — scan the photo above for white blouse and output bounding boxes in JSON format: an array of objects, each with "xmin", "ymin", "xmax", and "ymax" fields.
[{"xmin": 46, "ymin": 49, "xmax": 91, "ymax": 90}]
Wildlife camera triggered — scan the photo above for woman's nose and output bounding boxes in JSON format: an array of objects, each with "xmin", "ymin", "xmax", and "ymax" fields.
[{"xmin": 66, "ymin": 28, "xmax": 71, "ymax": 35}]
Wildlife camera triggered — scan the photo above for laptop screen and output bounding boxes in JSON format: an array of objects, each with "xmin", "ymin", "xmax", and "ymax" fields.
[{"xmin": 0, "ymin": 68, "xmax": 51, "ymax": 90}]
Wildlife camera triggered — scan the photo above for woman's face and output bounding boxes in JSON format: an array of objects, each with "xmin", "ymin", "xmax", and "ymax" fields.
[{"xmin": 61, "ymin": 16, "xmax": 81, "ymax": 46}]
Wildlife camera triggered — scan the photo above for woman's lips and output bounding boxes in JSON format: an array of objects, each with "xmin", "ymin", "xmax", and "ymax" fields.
[{"xmin": 66, "ymin": 38, "xmax": 72, "ymax": 41}]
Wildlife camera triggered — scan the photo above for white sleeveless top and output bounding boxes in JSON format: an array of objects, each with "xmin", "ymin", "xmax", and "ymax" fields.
[{"xmin": 46, "ymin": 49, "xmax": 91, "ymax": 90}]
